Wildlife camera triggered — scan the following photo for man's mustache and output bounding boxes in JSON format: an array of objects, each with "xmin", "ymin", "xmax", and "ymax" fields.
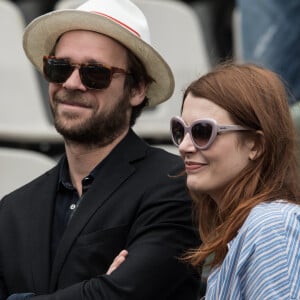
[{"xmin": 53, "ymin": 90, "xmax": 93, "ymax": 108}]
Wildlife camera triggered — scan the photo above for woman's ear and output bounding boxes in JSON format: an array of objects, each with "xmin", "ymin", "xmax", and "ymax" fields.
[
  {"xmin": 129, "ymin": 82, "xmax": 147, "ymax": 107},
  {"xmin": 248, "ymin": 130, "xmax": 265, "ymax": 161}
]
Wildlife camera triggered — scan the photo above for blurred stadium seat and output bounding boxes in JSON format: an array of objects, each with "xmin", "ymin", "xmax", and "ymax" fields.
[
  {"xmin": 0, "ymin": 0, "xmax": 62, "ymax": 147},
  {"xmin": 291, "ymin": 103, "xmax": 300, "ymax": 136},
  {"xmin": 54, "ymin": 0, "xmax": 83, "ymax": 9},
  {"xmin": 232, "ymin": 6, "xmax": 242, "ymax": 61},
  {"xmin": 0, "ymin": 147, "xmax": 56, "ymax": 198},
  {"xmin": 132, "ymin": 0, "xmax": 211, "ymax": 141}
]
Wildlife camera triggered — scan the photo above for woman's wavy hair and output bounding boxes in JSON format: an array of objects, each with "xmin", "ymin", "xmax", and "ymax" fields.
[{"xmin": 182, "ymin": 62, "xmax": 300, "ymax": 268}]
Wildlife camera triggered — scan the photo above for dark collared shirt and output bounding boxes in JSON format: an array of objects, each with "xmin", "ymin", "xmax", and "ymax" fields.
[{"xmin": 51, "ymin": 156, "xmax": 95, "ymax": 265}]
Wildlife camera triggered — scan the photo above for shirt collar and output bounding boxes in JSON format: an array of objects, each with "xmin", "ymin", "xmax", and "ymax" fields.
[{"xmin": 57, "ymin": 155, "xmax": 105, "ymax": 192}]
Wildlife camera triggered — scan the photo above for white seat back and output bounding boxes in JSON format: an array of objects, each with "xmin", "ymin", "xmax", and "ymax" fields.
[
  {"xmin": 132, "ymin": 0, "xmax": 211, "ymax": 140},
  {"xmin": 0, "ymin": 0, "xmax": 61, "ymax": 143},
  {"xmin": 0, "ymin": 147, "xmax": 56, "ymax": 198},
  {"xmin": 54, "ymin": 0, "xmax": 84, "ymax": 9},
  {"xmin": 232, "ymin": 7, "xmax": 242, "ymax": 61},
  {"xmin": 54, "ymin": 0, "xmax": 211, "ymax": 141}
]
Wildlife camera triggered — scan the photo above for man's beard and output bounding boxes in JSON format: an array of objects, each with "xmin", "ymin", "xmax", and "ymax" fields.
[{"xmin": 50, "ymin": 90, "xmax": 130, "ymax": 147}]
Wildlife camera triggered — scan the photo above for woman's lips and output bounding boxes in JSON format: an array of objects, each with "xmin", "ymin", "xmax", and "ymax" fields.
[{"xmin": 185, "ymin": 160, "xmax": 207, "ymax": 172}]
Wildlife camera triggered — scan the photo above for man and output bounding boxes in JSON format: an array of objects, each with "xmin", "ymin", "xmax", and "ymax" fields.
[{"xmin": 0, "ymin": 0, "xmax": 202, "ymax": 299}]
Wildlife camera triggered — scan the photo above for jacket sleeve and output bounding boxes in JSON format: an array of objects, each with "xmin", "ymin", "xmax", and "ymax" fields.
[{"xmin": 28, "ymin": 172, "xmax": 201, "ymax": 300}]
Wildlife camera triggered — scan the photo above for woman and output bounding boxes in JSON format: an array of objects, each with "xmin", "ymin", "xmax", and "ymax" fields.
[{"xmin": 170, "ymin": 62, "xmax": 300, "ymax": 299}]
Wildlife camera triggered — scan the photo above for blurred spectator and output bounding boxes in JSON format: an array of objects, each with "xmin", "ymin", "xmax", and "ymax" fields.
[
  {"xmin": 184, "ymin": 0, "xmax": 235, "ymax": 65},
  {"xmin": 237, "ymin": 0, "xmax": 300, "ymax": 105}
]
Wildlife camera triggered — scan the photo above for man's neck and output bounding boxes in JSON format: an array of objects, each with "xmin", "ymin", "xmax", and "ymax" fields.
[{"xmin": 64, "ymin": 129, "xmax": 128, "ymax": 195}]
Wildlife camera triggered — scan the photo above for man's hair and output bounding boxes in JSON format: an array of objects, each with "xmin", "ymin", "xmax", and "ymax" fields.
[{"xmin": 124, "ymin": 49, "xmax": 154, "ymax": 126}]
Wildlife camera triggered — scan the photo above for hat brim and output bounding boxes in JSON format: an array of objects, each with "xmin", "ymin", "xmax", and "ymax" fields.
[{"xmin": 23, "ymin": 10, "xmax": 174, "ymax": 106}]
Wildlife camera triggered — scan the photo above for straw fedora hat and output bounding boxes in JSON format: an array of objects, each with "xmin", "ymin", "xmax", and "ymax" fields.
[{"xmin": 23, "ymin": 0, "xmax": 175, "ymax": 106}]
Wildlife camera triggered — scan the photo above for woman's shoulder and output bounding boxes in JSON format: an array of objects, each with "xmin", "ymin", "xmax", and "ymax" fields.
[
  {"xmin": 248, "ymin": 200, "xmax": 300, "ymax": 222},
  {"xmin": 241, "ymin": 200, "xmax": 300, "ymax": 238},
  {"xmin": 226, "ymin": 200, "xmax": 300, "ymax": 268}
]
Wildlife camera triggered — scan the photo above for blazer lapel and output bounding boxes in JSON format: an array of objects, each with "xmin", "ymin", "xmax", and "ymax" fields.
[
  {"xmin": 50, "ymin": 130, "xmax": 147, "ymax": 290},
  {"xmin": 29, "ymin": 166, "xmax": 60, "ymax": 293}
]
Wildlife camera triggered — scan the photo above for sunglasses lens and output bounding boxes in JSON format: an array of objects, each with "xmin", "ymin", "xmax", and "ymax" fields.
[
  {"xmin": 171, "ymin": 119, "xmax": 185, "ymax": 146},
  {"xmin": 43, "ymin": 58, "xmax": 73, "ymax": 83},
  {"xmin": 192, "ymin": 122, "xmax": 213, "ymax": 148},
  {"xmin": 80, "ymin": 65, "xmax": 111, "ymax": 89}
]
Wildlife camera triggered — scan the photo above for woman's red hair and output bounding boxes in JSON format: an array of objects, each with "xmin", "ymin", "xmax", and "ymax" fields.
[{"xmin": 182, "ymin": 63, "xmax": 300, "ymax": 268}]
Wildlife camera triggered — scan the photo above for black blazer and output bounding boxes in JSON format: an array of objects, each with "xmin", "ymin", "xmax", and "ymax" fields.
[{"xmin": 0, "ymin": 130, "xmax": 201, "ymax": 299}]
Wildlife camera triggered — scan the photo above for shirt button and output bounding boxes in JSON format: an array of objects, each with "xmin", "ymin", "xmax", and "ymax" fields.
[{"xmin": 70, "ymin": 204, "xmax": 76, "ymax": 210}]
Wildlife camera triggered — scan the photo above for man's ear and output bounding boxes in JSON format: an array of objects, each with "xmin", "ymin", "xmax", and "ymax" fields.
[
  {"xmin": 129, "ymin": 82, "xmax": 147, "ymax": 106},
  {"xmin": 248, "ymin": 130, "xmax": 265, "ymax": 161}
]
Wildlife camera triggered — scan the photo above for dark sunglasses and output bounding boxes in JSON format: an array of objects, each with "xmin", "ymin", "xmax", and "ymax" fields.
[
  {"xmin": 43, "ymin": 56, "xmax": 130, "ymax": 90},
  {"xmin": 170, "ymin": 116, "xmax": 249, "ymax": 150}
]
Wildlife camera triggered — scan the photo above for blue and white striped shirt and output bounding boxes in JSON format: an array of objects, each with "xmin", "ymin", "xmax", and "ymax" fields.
[{"xmin": 205, "ymin": 201, "xmax": 300, "ymax": 300}]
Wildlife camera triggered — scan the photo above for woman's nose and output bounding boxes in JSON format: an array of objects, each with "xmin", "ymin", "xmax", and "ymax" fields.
[{"xmin": 178, "ymin": 132, "xmax": 197, "ymax": 153}]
